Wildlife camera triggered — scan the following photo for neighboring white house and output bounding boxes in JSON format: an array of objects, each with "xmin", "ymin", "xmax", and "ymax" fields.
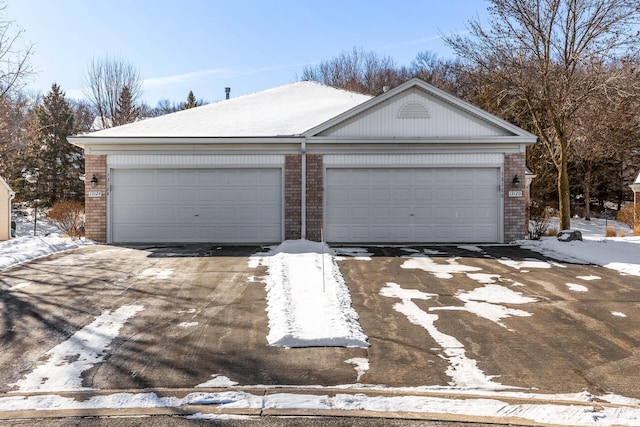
[
  {"xmin": 69, "ymin": 78, "xmax": 538, "ymax": 245},
  {"xmin": 0, "ymin": 176, "xmax": 15, "ymax": 241}
]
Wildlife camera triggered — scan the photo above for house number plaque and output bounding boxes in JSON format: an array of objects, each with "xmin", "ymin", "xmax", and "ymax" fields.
[{"xmin": 88, "ymin": 191, "xmax": 102, "ymax": 197}]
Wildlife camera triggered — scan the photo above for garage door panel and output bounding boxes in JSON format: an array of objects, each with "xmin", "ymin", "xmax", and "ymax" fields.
[
  {"xmin": 414, "ymin": 188, "xmax": 432, "ymax": 201},
  {"xmin": 372, "ymin": 188, "xmax": 391, "ymax": 201},
  {"xmin": 434, "ymin": 206, "xmax": 452, "ymax": 220},
  {"xmin": 435, "ymin": 189, "xmax": 453, "ymax": 202},
  {"xmin": 260, "ymin": 206, "xmax": 281, "ymax": 221},
  {"xmin": 394, "ymin": 188, "xmax": 411, "ymax": 201},
  {"xmin": 326, "ymin": 168, "xmax": 499, "ymax": 243},
  {"xmin": 455, "ymin": 188, "xmax": 474, "ymax": 199},
  {"xmin": 111, "ymin": 169, "xmax": 282, "ymax": 243},
  {"xmin": 455, "ymin": 207, "xmax": 475, "ymax": 221}
]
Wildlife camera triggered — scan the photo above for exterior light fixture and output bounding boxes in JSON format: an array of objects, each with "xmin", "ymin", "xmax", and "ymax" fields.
[
  {"xmin": 90, "ymin": 175, "xmax": 98, "ymax": 187},
  {"xmin": 512, "ymin": 175, "xmax": 520, "ymax": 187}
]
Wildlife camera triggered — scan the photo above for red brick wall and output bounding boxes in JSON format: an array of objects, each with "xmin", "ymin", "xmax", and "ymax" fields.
[
  {"xmin": 84, "ymin": 154, "xmax": 107, "ymax": 242},
  {"xmin": 284, "ymin": 155, "xmax": 301, "ymax": 240},
  {"xmin": 504, "ymin": 152, "xmax": 527, "ymax": 242},
  {"xmin": 306, "ymin": 154, "xmax": 323, "ymax": 242}
]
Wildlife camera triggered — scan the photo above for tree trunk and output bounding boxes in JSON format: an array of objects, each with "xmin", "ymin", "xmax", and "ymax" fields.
[
  {"xmin": 558, "ymin": 151, "xmax": 571, "ymax": 230},
  {"xmin": 584, "ymin": 168, "xmax": 591, "ymax": 221}
]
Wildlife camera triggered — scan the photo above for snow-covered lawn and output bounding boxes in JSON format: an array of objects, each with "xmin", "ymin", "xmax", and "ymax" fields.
[
  {"xmin": 519, "ymin": 217, "xmax": 640, "ymax": 276},
  {"xmin": 0, "ymin": 212, "xmax": 87, "ymax": 270},
  {"xmin": 2, "ymin": 215, "xmax": 640, "ymax": 425}
]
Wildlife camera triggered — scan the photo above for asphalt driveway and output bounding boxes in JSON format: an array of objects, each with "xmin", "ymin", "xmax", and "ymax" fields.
[{"xmin": 1, "ymin": 243, "xmax": 639, "ymax": 401}]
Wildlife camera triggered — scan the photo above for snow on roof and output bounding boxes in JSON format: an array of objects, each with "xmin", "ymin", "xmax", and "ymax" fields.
[
  {"xmin": 635, "ymin": 171, "xmax": 640, "ymax": 184},
  {"xmin": 87, "ymin": 81, "xmax": 372, "ymax": 138}
]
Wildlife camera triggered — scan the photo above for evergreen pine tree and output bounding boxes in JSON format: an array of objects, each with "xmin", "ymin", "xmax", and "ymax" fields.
[
  {"xmin": 22, "ymin": 83, "xmax": 83, "ymax": 206},
  {"xmin": 182, "ymin": 90, "xmax": 198, "ymax": 109},
  {"xmin": 112, "ymin": 86, "xmax": 140, "ymax": 126}
]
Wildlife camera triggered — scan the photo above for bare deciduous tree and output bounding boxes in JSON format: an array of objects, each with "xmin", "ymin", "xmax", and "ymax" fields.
[
  {"xmin": 84, "ymin": 55, "xmax": 142, "ymax": 129},
  {"xmin": 0, "ymin": 1, "xmax": 33, "ymax": 98},
  {"xmin": 444, "ymin": 0, "xmax": 640, "ymax": 230},
  {"xmin": 300, "ymin": 47, "xmax": 411, "ymax": 95}
]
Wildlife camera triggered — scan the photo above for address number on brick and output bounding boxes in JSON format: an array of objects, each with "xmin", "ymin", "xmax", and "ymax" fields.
[
  {"xmin": 88, "ymin": 191, "xmax": 102, "ymax": 197},
  {"xmin": 508, "ymin": 190, "xmax": 523, "ymax": 198}
]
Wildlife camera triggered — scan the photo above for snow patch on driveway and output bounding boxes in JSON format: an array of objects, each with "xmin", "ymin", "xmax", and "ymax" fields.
[
  {"xmin": 566, "ymin": 283, "xmax": 589, "ymax": 292},
  {"xmin": 380, "ymin": 282, "xmax": 515, "ymax": 390},
  {"xmin": 250, "ymin": 240, "xmax": 368, "ymax": 348},
  {"xmin": 401, "ymin": 256, "xmax": 482, "ymax": 278},
  {"xmin": 432, "ymin": 284, "xmax": 536, "ymax": 329},
  {"xmin": 498, "ymin": 258, "xmax": 553, "ymax": 270},
  {"xmin": 11, "ymin": 304, "xmax": 144, "ymax": 392}
]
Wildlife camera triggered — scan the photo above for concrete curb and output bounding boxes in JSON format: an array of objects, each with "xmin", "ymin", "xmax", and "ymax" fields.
[{"xmin": 0, "ymin": 386, "xmax": 629, "ymax": 426}]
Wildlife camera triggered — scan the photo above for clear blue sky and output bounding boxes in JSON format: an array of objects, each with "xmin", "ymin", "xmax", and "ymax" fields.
[{"xmin": 9, "ymin": 0, "xmax": 489, "ymax": 106}]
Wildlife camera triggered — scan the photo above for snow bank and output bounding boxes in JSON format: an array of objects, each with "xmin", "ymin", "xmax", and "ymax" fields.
[
  {"xmin": 251, "ymin": 240, "xmax": 368, "ymax": 348},
  {"xmin": 0, "ymin": 235, "xmax": 81, "ymax": 270},
  {"xmin": 521, "ymin": 218, "xmax": 640, "ymax": 276}
]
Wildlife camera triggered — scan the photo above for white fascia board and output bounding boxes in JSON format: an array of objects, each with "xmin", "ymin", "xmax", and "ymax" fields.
[
  {"xmin": 68, "ymin": 136, "xmax": 304, "ymax": 148},
  {"xmin": 305, "ymin": 136, "xmax": 538, "ymax": 144},
  {"xmin": 82, "ymin": 144, "xmax": 301, "ymax": 156},
  {"xmin": 306, "ymin": 143, "xmax": 527, "ymax": 155},
  {"xmin": 70, "ymin": 137, "xmax": 304, "ymax": 155}
]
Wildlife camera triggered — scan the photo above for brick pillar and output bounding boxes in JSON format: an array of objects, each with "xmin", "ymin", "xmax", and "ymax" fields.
[
  {"xmin": 504, "ymin": 152, "xmax": 527, "ymax": 242},
  {"xmin": 84, "ymin": 154, "xmax": 107, "ymax": 242},
  {"xmin": 284, "ymin": 155, "xmax": 301, "ymax": 240},
  {"xmin": 306, "ymin": 154, "xmax": 323, "ymax": 242}
]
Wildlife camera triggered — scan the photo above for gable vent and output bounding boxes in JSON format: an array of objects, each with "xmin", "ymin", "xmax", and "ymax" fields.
[{"xmin": 397, "ymin": 101, "xmax": 431, "ymax": 119}]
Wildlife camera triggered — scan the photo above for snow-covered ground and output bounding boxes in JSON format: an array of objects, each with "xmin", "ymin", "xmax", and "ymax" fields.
[
  {"xmin": 2, "ymin": 215, "xmax": 640, "ymax": 424},
  {"xmin": 0, "ymin": 212, "xmax": 86, "ymax": 270},
  {"xmin": 520, "ymin": 217, "xmax": 640, "ymax": 276}
]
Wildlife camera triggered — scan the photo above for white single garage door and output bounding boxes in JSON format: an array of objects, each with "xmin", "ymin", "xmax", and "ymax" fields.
[
  {"xmin": 325, "ymin": 168, "xmax": 500, "ymax": 243},
  {"xmin": 111, "ymin": 168, "xmax": 282, "ymax": 243}
]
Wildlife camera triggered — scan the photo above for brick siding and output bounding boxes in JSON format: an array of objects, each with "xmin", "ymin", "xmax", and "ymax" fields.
[
  {"xmin": 504, "ymin": 152, "xmax": 527, "ymax": 242},
  {"xmin": 284, "ymin": 155, "xmax": 301, "ymax": 240},
  {"xmin": 84, "ymin": 154, "xmax": 107, "ymax": 242},
  {"xmin": 306, "ymin": 154, "xmax": 323, "ymax": 242}
]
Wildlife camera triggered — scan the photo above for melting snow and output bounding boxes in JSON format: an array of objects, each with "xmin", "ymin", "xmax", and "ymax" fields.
[
  {"xmin": 611, "ymin": 312, "xmax": 627, "ymax": 318},
  {"xmin": 139, "ymin": 268, "xmax": 173, "ymax": 279},
  {"xmin": 498, "ymin": 258, "xmax": 553, "ymax": 270},
  {"xmin": 566, "ymin": 283, "xmax": 589, "ymax": 292},
  {"xmin": 402, "ymin": 256, "xmax": 482, "ymax": 279},
  {"xmin": 196, "ymin": 375, "xmax": 239, "ymax": 388},
  {"xmin": 380, "ymin": 282, "xmax": 514, "ymax": 390},
  {"xmin": 11, "ymin": 304, "xmax": 144, "ymax": 392},
  {"xmin": 345, "ymin": 358, "xmax": 370, "ymax": 382}
]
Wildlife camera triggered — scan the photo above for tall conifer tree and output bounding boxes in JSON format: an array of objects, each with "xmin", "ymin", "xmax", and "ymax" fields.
[{"xmin": 22, "ymin": 83, "xmax": 83, "ymax": 205}]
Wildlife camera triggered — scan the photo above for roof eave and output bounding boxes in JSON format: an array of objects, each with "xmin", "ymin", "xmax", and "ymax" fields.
[{"xmin": 69, "ymin": 135, "xmax": 305, "ymax": 148}]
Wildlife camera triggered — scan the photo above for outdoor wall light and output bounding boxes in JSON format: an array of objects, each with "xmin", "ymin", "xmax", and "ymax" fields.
[
  {"xmin": 512, "ymin": 174, "xmax": 520, "ymax": 187},
  {"xmin": 90, "ymin": 175, "xmax": 98, "ymax": 187}
]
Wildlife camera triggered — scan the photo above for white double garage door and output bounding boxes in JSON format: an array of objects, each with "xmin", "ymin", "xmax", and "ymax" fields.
[{"xmin": 110, "ymin": 167, "xmax": 500, "ymax": 244}]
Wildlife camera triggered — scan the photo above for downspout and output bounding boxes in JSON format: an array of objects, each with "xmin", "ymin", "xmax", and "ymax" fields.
[
  {"xmin": 301, "ymin": 141, "xmax": 306, "ymax": 240},
  {"xmin": 8, "ymin": 189, "xmax": 15, "ymax": 239}
]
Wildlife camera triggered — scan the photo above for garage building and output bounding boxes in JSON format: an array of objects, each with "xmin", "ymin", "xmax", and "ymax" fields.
[{"xmin": 70, "ymin": 78, "xmax": 537, "ymax": 244}]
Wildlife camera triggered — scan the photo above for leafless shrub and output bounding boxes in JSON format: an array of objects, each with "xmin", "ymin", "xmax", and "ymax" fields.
[
  {"xmin": 616, "ymin": 204, "xmax": 640, "ymax": 228},
  {"xmin": 47, "ymin": 200, "xmax": 84, "ymax": 239},
  {"xmin": 528, "ymin": 202, "xmax": 550, "ymax": 240}
]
